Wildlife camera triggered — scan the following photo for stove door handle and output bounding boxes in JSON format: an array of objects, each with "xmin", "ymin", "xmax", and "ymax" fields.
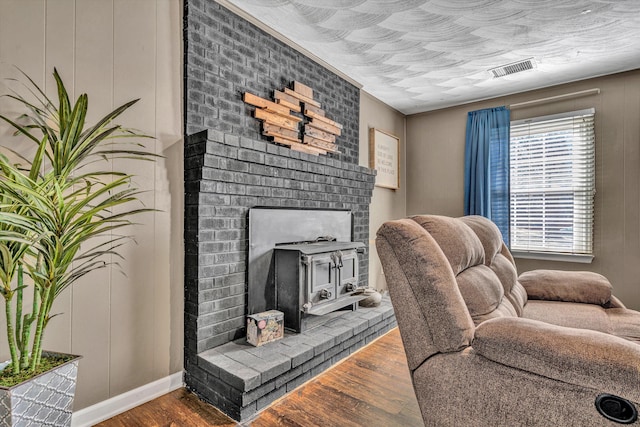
[
  {"xmin": 334, "ymin": 251, "xmax": 344, "ymax": 269},
  {"xmin": 330, "ymin": 251, "xmax": 343, "ymax": 269}
]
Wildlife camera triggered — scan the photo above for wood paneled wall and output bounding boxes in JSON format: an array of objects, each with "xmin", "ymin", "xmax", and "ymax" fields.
[
  {"xmin": 0, "ymin": 0, "xmax": 183, "ymax": 410},
  {"xmin": 406, "ymin": 69, "xmax": 640, "ymax": 310}
]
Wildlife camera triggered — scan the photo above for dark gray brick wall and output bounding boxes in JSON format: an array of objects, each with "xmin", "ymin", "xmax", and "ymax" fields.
[
  {"xmin": 185, "ymin": 129, "xmax": 375, "ymax": 355},
  {"xmin": 184, "ymin": 0, "xmax": 360, "ymax": 164}
]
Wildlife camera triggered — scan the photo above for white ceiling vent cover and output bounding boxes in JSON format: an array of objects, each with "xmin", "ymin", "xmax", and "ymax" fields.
[{"xmin": 489, "ymin": 58, "xmax": 536, "ymax": 78}]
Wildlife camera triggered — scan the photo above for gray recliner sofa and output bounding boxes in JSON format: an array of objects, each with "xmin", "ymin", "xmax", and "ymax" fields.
[{"xmin": 376, "ymin": 214, "xmax": 640, "ymax": 426}]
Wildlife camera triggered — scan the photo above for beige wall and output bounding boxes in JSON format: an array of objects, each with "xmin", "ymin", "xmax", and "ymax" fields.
[
  {"xmin": 406, "ymin": 69, "xmax": 640, "ymax": 310},
  {"xmin": 0, "ymin": 0, "xmax": 183, "ymax": 410},
  {"xmin": 359, "ymin": 91, "xmax": 407, "ymax": 291}
]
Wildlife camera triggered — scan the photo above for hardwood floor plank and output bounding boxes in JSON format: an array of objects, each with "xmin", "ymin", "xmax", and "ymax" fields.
[
  {"xmin": 95, "ymin": 388, "xmax": 237, "ymax": 427},
  {"xmin": 98, "ymin": 328, "xmax": 423, "ymax": 427},
  {"xmin": 248, "ymin": 329, "xmax": 422, "ymax": 427}
]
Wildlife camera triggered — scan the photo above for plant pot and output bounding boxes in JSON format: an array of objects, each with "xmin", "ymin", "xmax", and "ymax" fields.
[{"xmin": 0, "ymin": 352, "xmax": 81, "ymax": 427}]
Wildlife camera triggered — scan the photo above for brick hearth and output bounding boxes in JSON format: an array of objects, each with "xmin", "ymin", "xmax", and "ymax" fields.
[{"xmin": 195, "ymin": 298, "xmax": 395, "ymax": 421}]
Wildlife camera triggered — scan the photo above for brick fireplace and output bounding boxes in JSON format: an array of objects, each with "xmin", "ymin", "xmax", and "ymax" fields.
[{"xmin": 183, "ymin": 0, "xmax": 396, "ymax": 421}]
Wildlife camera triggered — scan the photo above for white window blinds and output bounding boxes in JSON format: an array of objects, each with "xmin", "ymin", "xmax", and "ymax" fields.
[{"xmin": 509, "ymin": 108, "xmax": 595, "ymax": 256}]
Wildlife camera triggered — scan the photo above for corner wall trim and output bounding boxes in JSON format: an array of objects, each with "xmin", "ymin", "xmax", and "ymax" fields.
[{"xmin": 71, "ymin": 371, "xmax": 184, "ymax": 427}]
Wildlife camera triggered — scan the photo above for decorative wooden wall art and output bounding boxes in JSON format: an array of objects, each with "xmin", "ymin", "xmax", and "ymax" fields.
[{"xmin": 243, "ymin": 81, "xmax": 342, "ymax": 156}]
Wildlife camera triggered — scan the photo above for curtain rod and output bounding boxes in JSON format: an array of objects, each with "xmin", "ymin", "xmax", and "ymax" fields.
[{"xmin": 509, "ymin": 88, "xmax": 600, "ymax": 109}]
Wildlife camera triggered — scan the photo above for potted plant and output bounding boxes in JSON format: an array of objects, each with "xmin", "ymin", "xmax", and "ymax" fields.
[{"xmin": 0, "ymin": 69, "xmax": 155, "ymax": 426}]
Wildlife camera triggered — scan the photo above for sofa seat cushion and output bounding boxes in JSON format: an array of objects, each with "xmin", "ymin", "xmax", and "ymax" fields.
[
  {"xmin": 524, "ymin": 300, "xmax": 640, "ymax": 345},
  {"xmin": 523, "ymin": 300, "xmax": 611, "ymax": 334},
  {"xmin": 608, "ymin": 308, "xmax": 640, "ymax": 344},
  {"xmin": 472, "ymin": 317, "xmax": 640, "ymax": 403}
]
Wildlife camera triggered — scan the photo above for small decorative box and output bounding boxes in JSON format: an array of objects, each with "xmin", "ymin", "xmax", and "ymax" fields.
[{"xmin": 246, "ymin": 310, "xmax": 284, "ymax": 347}]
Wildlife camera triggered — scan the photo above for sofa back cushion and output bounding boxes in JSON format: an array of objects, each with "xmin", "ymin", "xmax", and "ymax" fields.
[
  {"xmin": 460, "ymin": 216, "xmax": 528, "ymax": 316},
  {"xmin": 412, "ymin": 215, "xmax": 525, "ymax": 324}
]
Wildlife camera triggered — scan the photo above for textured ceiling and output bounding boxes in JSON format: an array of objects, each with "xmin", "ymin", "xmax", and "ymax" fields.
[{"xmin": 225, "ymin": 0, "xmax": 640, "ymax": 114}]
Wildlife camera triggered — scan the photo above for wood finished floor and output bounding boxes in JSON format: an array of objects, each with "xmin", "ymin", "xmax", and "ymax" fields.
[{"xmin": 97, "ymin": 328, "xmax": 423, "ymax": 427}]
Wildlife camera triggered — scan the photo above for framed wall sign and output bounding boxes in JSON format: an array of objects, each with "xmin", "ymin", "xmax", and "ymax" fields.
[{"xmin": 369, "ymin": 128, "xmax": 400, "ymax": 189}]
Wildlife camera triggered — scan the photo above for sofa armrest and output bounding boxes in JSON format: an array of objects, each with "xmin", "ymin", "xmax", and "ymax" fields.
[
  {"xmin": 518, "ymin": 269, "xmax": 612, "ymax": 305},
  {"xmin": 473, "ymin": 317, "xmax": 640, "ymax": 401}
]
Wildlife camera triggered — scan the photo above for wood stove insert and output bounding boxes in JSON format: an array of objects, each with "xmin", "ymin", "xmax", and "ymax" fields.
[
  {"xmin": 247, "ymin": 207, "xmax": 371, "ymax": 333},
  {"xmin": 275, "ymin": 240, "xmax": 366, "ymax": 332}
]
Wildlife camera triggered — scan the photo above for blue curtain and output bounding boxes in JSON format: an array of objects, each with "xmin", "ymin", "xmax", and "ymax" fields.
[{"xmin": 464, "ymin": 106, "xmax": 510, "ymax": 245}]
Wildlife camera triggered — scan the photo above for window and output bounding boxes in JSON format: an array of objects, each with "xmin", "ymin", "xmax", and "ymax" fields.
[{"xmin": 509, "ymin": 108, "xmax": 595, "ymax": 262}]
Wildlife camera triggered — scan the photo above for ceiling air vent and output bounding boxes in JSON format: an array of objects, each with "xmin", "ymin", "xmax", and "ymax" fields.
[{"xmin": 489, "ymin": 58, "xmax": 535, "ymax": 78}]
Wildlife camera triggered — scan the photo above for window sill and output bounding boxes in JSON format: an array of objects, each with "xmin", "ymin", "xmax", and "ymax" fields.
[{"xmin": 511, "ymin": 250, "xmax": 594, "ymax": 264}]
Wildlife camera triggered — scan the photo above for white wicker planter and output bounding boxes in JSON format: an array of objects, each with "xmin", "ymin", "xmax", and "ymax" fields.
[{"xmin": 0, "ymin": 352, "xmax": 81, "ymax": 427}]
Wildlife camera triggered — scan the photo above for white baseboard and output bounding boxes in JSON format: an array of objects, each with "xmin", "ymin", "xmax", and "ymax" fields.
[{"xmin": 71, "ymin": 371, "xmax": 184, "ymax": 427}]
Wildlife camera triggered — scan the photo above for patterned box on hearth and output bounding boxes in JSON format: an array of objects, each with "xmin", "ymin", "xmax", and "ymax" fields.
[{"xmin": 246, "ymin": 310, "xmax": 284, "ymax": 347}]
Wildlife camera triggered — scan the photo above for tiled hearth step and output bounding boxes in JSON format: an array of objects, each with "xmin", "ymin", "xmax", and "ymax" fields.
[{"xmin": 190, "ymin": 297, "xmax": 396, "ymax": 421}]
